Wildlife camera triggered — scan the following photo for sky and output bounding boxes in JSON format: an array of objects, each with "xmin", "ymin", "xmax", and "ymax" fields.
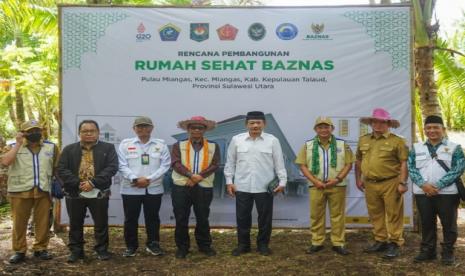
[{"xmin": 262, "ymin": 0, "xmax": 465, "ymax": 36}]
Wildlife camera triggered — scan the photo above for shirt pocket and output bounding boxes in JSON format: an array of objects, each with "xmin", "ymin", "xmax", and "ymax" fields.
[
  {"xmin": 378, "ymin": 145, "xmax": 394, "ymax": 157},
  {"xmin": 415, "ymin": 155, "xmax": 428, "ymax": 169},
  {"xmin": 150, "ymin": 152, "xmax": 161, "ymax": 159},
  {"xmin": 237, "ymin": 146, "xmax": 249, "ymax": 162},
  {"xmin": 437, "ymin": 151, "xmax": 452, "ymax": 162},
  {"xmin": 359, "ymin": 144, "xmax": 370, "ymax": 155}
]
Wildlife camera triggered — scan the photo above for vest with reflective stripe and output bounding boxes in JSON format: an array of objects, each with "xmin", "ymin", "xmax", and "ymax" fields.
[
  {"xmin": 172, "ymin": 140, "xmax": 216, "ymax": 188},
  {"xmin": 413, "ymin": 142, "xmax": 458, "ymax": 195},
  {"xmin": 7, "ymin": 142, "xmax": 55, "ymax": 192},
  {"xmin": 305, "ymin": 139, "xmax": 347, "ymax": 187}
]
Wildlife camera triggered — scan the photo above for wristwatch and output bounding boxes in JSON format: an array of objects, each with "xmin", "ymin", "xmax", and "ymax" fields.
[{"xmin": 131, "ymin": 178, "xmax": 138, "ymax": 184}]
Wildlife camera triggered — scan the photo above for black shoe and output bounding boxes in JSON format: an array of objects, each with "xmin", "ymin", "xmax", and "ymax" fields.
[
  {"xmin": 363, "ymin": 241, "xmax": 388, "ymax": 253},
  {"xmin": 199, "ymin": 247, "xmax": 217, "ymax": 257},
  {"xmin": 9, "ymin": 252, "xmax": 26, "ymax": 264},
  {"xmin": 306, "ymin": 245, "xmax": 324, "ymax": 254},
  {"xmin": 441, "ymin": 251, "xmax": 455, "ymax": 266},
  {"xmin": 257, "ymin": 246, "xmax": 272, "ymax": 256},
  {"xmin": 122, "ymin": 248, "xmax": 137, "ymax": 257},
  {"xmin": 383, "ymin": 243, "xmax": 400, "ymax": 259},
  {"xmin": 231, "ymin": 246, "xmax": 251, "ymax": 256},
  {"xmin": 96, "ymin": 251, "xmax": 111, "ymax": 261},
  {"xmin": 175, "ymin": 249, "xmax": 188, "ymax": 259},
  {"xmin": 146, "ymin": 242, "xmax": 165, "ymax": 256},
  {"xmin": 332, "ymin": 246, "xmax": 350, "ymax": 256},
  {"xmin": 413, "ymin": 250, "xmax": 436, "ymax": 263},
  {"xmin": 33, "ymin": 250, "xmax": 53, "ymax": 260},
  {"xmin": 67, "ymin": 252, "xmax": 84, "ymax": 263}
]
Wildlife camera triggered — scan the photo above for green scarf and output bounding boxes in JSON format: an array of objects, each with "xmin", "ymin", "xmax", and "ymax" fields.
[{"xmin": 311, "ymin": 135, "xmax": 337, "ymax": 175}]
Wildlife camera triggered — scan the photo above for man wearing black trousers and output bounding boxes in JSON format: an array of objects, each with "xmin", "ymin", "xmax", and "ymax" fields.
[
  {"xmin": 58, "ymin": 120, "xmax": 118, "ymax": 263},
  {"xmin": 117, "ymin": 116, "xmax": 171, "ymax": 257},
  {"xmin": 224, "ymin": 111, "xmax": 287, "ymax": 256},
  {"xmin": 171, "ymin": 116, "xmax": 220, "ymax": 259},
  {"xmin": 408, "ymin": 115, "xmax": 465, "ymax": 265}
]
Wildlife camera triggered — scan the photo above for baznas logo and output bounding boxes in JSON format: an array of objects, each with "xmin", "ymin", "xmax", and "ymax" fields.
[
  {"xmin": 217, "ymin": 24, "xmax": 238, "ymax": 40},
  {"xmin": 248, "ymin": 23, "xmax": 266, "ymax": 41},
  {"xmin": 311, "ymin": 23, "xmax": 324, "ymax": 34},
  {"xmin": 190, "ymin": 23, "xmax": 209, "ymax": 42},
  {"xmin": 276, "ymin": 23, "xmax": 298, "ymax": 40},
  {"xmin": 159, "ymin": 23, "xmax": 180, "ymax": 41},
  {"xmin": 136, "ymin": 23, "xmax": 151, "ymax": 42},
  {"xmin": 304, "ymin": 23, "xmax": 331, "ymax": 40}
]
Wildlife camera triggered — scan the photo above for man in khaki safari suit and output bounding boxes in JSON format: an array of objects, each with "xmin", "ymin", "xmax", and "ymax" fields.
[
  {"xmin": 295, "ymin": 116, "xmax": 353, "ymax": 255},
  {"xmin": 355, "ymin": 108, "xmax": 409, "ymax": 259}
]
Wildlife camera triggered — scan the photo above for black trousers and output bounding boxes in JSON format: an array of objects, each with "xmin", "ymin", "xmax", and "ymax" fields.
[
  {"xmin": 236, "ymin": 191, "xmax": 273, "ymax": 248},
  {"xmin": 415, "ymin": 194, "xmax": 460, "ymax": 252},
  {"xmin": 122, "ymin": 193, "xmax": 162, "ymax": 250},
  {"xmin": 171, "ymin": 185, "xmax": 213, "ymax": 251},
  {"xmin": 65, "ymin": 197, "xmax": 109, "ymax": 254}
]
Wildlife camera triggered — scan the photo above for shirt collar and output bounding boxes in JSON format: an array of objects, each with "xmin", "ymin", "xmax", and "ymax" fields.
[
  {"xmin": 80, "ymin": 140, "xmax": 99, "ymax": 149},
  {"xmin": 246, "ymin": 132, "xmax": 265, "ymax": 141},
  {"xmin": 371, "ymin": 131, "xmax": 390, "ymax": 139},
  {"xmin": 425, "ymin": 138, "xmax": 447, "ymax": 147},
  {"xmin": 135, "ymin": 137, "xmax": 155, "ymax": 145}
]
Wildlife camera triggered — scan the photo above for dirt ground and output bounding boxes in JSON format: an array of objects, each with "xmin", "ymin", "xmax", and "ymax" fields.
[{"xmin": 1, "ymin": 214, "xmax": 465, "ymax": 276}]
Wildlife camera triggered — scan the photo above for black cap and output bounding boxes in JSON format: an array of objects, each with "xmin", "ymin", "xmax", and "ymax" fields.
[
  {"xmin": 424, "ymin": 115, "xmax": 444, "ymax": 126},
  {"xmin": 246, "ymin": 111, "xmax": 266, "ymax": 121}
]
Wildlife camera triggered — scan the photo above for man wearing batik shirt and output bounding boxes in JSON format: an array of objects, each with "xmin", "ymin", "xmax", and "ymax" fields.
[{"xmin": 408, "ymin": 115, "xmax": 465, "ymax": 266}]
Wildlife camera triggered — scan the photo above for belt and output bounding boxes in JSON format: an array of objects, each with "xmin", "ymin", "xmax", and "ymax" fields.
[{"xmin": 364, "ymin": 175, "xmax": 398, "ymax": 183}]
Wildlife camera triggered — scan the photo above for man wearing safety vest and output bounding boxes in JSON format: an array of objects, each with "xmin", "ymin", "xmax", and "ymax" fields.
[
  {"xmin": 1, "ymin": 120, "xmax": 58, "ymax": 264},
  {"xmin": 295, "ymin": 116, "xmax": 353, "ymax": 256},
  {"xmin": 171, "ymin": 116, "xmax": 220, "ymax": 259}
]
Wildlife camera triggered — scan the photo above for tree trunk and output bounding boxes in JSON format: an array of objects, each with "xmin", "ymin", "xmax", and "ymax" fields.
[
  {"xmin": 14, "ymin": 88, "xmax": 25, "ymax": 128},
  {"xmin": 415, "ymin": 46, "xmax": 441, "ymax": 117}
]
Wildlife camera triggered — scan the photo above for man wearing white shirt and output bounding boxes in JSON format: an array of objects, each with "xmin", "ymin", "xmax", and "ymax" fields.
[
  {"xmin": 224, "ymin": 111, "xmax": 287, "ymax": 256},
  {"xmin": 117, "ymin": 116, "xmax": 171, "ymax": 258}
]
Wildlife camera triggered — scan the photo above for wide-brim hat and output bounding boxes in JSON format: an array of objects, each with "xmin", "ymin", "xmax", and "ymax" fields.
[
  {"xmin": 360, "ymin": 108, "xmax": 400, "ymax": 128},
  {"xmin": 177, "ymin": 116, "xmax": 216, "ymax": 131}
]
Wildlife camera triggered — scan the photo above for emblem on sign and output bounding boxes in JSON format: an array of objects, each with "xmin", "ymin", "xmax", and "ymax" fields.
[
  {"xmin": 217, "ymin": 24, "xmax": 238, "ymax": 40},
  {"xmin": 248, "ymin": 23, "xmax": 266, "ymax": 41},
  {"xmin": 159, "ymin": 23, "xmax": 180, "ymax": 41},
  {"xmin": 311, "ymin": 23, "xmax": 324, "ymax": 34},
  {"xmin": 190, "ymin": 23, "xmax": 209, "ymax": 42},
  {"xmin": 276, "ymin": 23, "xmax": 298, "ymax": 40}
]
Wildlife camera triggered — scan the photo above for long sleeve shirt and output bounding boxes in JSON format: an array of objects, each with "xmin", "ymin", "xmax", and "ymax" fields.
[
  {"xmin": 117, "ymin": 137, "xmax": 171, "ymax": 195},
  {"xmin": 408, "ymin": 139, "xmax": 465, "ymax": 189},
  {"xmin": 224, "ymin": 132, "xmax": 287, "ymax": 193}
]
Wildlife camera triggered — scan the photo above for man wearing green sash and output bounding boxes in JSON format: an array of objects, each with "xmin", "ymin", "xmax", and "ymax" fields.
[{"xmin": 295, "ymin": 116, "xmax": 353, "ymax": 255}]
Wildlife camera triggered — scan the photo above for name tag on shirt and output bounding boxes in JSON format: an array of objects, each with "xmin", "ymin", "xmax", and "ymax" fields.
[{"xmin": 141, "ymin": 153, "xmax": 150, "ymax": 165}]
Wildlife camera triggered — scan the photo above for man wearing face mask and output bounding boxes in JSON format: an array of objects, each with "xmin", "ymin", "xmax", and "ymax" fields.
[{"xmin": 1, "ymin": 120, "xmax": 58, "ymax": 264}]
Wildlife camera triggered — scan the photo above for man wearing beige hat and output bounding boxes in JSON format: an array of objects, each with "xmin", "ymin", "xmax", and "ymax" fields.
[
  {"xmin": 171, "ymin": 116, "xmax": 220, "ymax": 259},
  {"xmin": 355, "ymin": 108, "xmax": 409, "ymax": 259},
  {"xmin": 295, "ymin": 116, "xmax": 353, "ymax": 255},
  {"xmin": 1, "ymin": 120, "xmax": 58, "ymax": 264},
  {"xmin": 118, "ymin": 116, "xmax": 171, "ymax": 258}
]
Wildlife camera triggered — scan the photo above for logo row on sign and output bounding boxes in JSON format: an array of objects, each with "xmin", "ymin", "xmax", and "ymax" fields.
[{"xmin": 136, "ymin": 22, "xmax": 327, "ymax": 42}]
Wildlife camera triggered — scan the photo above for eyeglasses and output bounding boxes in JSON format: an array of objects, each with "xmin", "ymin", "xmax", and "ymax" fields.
[{"xmin": 80, "ymin": 130, "xmax": 98, "ymax": 134}]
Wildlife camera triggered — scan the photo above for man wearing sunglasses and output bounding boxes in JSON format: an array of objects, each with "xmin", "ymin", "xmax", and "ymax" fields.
[
  {"xmin": 171, "ymin": 116, "xmax": 220, "ymax": 259},
  {"xmin": 117, "ymin": 116, "xmax": 171, "ymax": 258}
]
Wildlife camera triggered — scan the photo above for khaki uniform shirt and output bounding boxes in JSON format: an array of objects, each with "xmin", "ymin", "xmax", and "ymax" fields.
[{"xmin": 356, "ymin": 132, "xmax": 408, "ymax": 180}]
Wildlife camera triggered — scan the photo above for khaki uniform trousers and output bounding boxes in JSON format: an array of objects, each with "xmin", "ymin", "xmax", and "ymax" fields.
[
  {"xmin": 9, "ymin": 190, "xmax": 51, "ymax": 253},
  {"xmin": 310, "ymin": 186, "xmax": 346, "ymax": 246},
  {"xmin": 365, "ymin": 177, "xmax": 404, "ymax": 246}
]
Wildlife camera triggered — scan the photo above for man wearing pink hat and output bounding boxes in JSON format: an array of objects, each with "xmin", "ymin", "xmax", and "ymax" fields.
[
  {"xmin": 171, "ymin": 116, "xmax": 220, "ymax": 259},
  {"xmin": 355, "ymin": 108, "xmax": 409, "ymax": 259}
]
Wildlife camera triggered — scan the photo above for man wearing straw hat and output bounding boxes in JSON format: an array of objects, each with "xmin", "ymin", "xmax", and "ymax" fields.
[
  {"xmin": 355, "ymin": 108, "xmax": 409, "ymax": 259},
  {"xmin": 1, "ymin": 120, "xmax": 58, "ymax": 263},
  {"xmin": 117, "ymin": 116, "xmax": 171, "ymax": 258},
  {"xmin": 295, "ymin": 116, "xmax": 353, "ymax": 256},
  {"xmin": 171, "ymin": 116, "xmax": 220, "ymax": 259}
]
